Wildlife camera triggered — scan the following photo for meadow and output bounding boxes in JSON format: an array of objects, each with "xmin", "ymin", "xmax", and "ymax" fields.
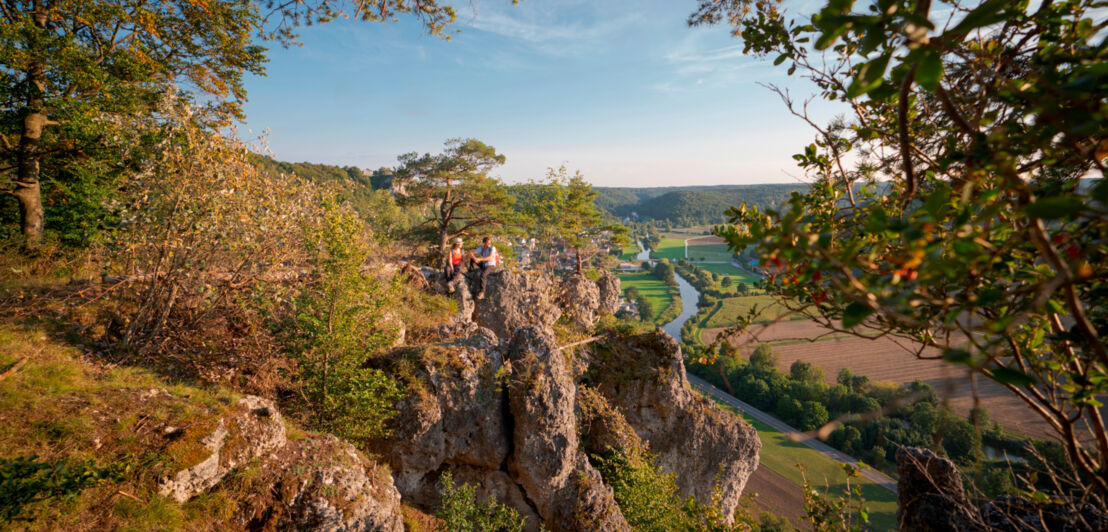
[
  {"xmin": 616, "ymin": 272, "xmax": 674, "ymax": 323},
  {"xmin": 705, "ymin": 395, "xmax": 899, "ymax": 530}
]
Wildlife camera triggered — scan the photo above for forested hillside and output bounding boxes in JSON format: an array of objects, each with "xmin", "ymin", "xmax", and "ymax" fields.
[{"xmin": 595, "ymin": 184, "xmax": 808, "ymax": 225}]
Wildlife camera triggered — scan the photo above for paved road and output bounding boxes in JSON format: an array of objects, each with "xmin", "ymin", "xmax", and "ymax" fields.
[{"xmin": 687, "ymin": 373, "xmax": 899, "ymax": 494}]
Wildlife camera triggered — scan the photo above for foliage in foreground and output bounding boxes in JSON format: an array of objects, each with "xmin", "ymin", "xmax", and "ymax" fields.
[
  {"xmin": 274, "ymin": 199, "xmax": 402, "ymax": 444},
  {"xmin": 698, "ymin": 0, "xmax": 1108, "ymax": 512},
  {"xmin": 436, "ymin": 471, "xmax": 526, "ymax": 532}
]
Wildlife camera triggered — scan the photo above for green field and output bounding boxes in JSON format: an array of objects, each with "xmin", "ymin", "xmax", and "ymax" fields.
[
  {"xmin": 706, "ymin": 397, "xmax": 899, "ymax": 530},
  {"xmin": 650, "ymin": 237, "xmax": 687, "ymax": 260},
  {"xmin": 703, "ymin": 296, "xmax": 798, "ymax": 328},
  {"xmin": 620, "ymin": 242, "xmax": 640, "ymax": 261},
  {"xmin": 616, "ymin": 273, "xmax": 674, "ymax": 323},
  {"xmin": 694, "ymin": 263, "xmax": 760, "ymax": 285},
  {"xmin": 685, "ymin": 243, "xmax": 734, "ymax": 261}
]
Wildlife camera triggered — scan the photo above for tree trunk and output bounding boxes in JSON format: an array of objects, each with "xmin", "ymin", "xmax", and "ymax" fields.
[
  {"xmin": 15, "ymin": 3, "xmax": 49, "ymax": 250},
  {"xmin": 575, "ymin": 246, "xmax": 583, "ymax": 273}
]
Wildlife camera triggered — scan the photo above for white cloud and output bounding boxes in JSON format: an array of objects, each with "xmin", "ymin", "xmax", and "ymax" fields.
[{"xmin": 457, "ymin": 3, "xmax": 644, "ymax": 57}]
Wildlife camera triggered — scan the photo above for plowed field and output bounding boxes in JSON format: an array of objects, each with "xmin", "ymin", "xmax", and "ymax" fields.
[{"xmin": 707, "ymin": 321, "xmax": 1052, "ymax": 439}]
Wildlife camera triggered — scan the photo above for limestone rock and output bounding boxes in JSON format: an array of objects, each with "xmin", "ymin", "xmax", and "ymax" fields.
[
  {"xmin": 158, "ymin": 395, "xmax": 286, "ymax": 503},
  {"xmin": 507, "ymin": 327, "xmax": 629, "ymax": 532},
  {"xmin": 558, "ymin": 273, "xmax": 603, "ymax": 329},
  {"xmin": 474, "ymin": 271, "xmax": 561, "ymax": 340},
  {"xmin": 451, "ymin": 466, "xmax": 543, "ymax": 532},
  {"xmin": 236, "ymin": 434, "xmax": 404, "ymax": 532},
  {"xmin": 596, "ymin": 272, "xmax": 621, "ymax": 315},
  {"xmin": 369, "ymin": 342, "xmax": 510, "ymax": 506},
  {"xmin": 449, "ymin": 275, "xmax": 474, "ymax": 324},
  {"xmin": 895, "ymin": 446, "xmax": 981, "ymax": 531},
  {"xmin": 585, "ymin": 331, "xmax": 760, "ymax": 522}
]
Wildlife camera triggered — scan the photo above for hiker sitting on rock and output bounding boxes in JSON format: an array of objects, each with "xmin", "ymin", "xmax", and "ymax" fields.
[
  {"xmin": 445, "ymin": 238, "xmax": 465, "ymax": 292},
  {"xmin": 470, "ymin": 236, "xmax": 499, "ymax": 299}
]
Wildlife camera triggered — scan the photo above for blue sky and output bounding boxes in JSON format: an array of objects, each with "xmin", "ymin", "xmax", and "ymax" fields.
[{"xmin": 241, "ymin": 0, "xmax": 841, "ymax": 187}]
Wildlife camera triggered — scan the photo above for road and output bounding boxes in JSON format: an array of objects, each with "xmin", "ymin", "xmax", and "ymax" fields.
[{"xmin": 687, "ymin": 373, "xmax": 899, "ymax": 494}]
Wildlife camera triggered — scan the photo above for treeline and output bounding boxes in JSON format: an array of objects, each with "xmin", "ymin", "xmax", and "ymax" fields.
[
  {"xmin": 688, "ymin": 345, "xmax": 1069, "ymax": 496},
  {"xmin": 594, "ymin": 184, "xmax": 808, "ymax": 226}
]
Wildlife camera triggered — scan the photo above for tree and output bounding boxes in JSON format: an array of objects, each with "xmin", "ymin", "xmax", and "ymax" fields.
[
  {"xmin": 515, "ymin": 165, "xmax": 628, "ymax": 273},
  {"xmin": 735, "ymin": 282, "xmax": 749, "ymax": 296},
  {"xmin": 702, "ymin": 0, "xmax": 1108, "ymax": 502},
  {"xmin": 721, "ymin": 276, "xmax": 733, "ymax": 288},
  {"xmin": 0, "ymin": 0, "xmax": 456, "ymax": 248},
  {"xmin": 748, "ymin": 344, "xmax": 777, "ymax": 372},
  {"xmin": 393, "ymin": 138, "xmax": 510, "ymax": 264}
]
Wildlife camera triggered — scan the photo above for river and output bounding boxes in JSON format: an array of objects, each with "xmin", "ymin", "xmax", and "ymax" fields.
[{"xmin": 635, "ymin": 240, "xmax": 701, "ymax": 342}]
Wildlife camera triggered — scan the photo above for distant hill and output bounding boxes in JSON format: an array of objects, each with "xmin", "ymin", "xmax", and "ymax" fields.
[
  {"xmin": 250, "ymin": 154, "xmax": 397, "ymax": 190},
  {"xmin": 595, "ymin": 184, "xmax": 809, "ymax": 225}
]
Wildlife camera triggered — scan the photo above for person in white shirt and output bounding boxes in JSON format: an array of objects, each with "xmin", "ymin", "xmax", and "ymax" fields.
[{"xmin": 470, "ymin": 236, "xmax": 499, "ymax": 299}]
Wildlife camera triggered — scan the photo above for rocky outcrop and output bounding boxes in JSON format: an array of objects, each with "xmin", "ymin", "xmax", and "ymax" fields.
[
  {"xmin": 158, "ymin": 395, "xmax": 286, "ymax": 503},
  {"xmin": 235, "ymin": 434, "xmax": 404, "ymax": 532},
  {"xmin": 474, "ymin": 270, "xmax": 561, "ymax": 339},
  {"xmin": 596, "ymin": 272, "xmax": 621, "ymax": 314},
  {"xmin": 584, "ymin": 330, "xmax": 760, "ymax": 522},
  {"xmin": 148, "ymin": 392, "xmax": 406, "ymax": 530},
  {"xmin": 449, "ymin": 275, "xmax": 474, "ymax": 323},
  {"xmin": 558, "ymin": 273, "xmax": 603, "ymax": 329},
  {"xmin": 895, "ymin": 447, "xmax": 981, "ymax": 531},
  {"xmin": 507, "ymin": 328, "xmax": 629, "ymax": 531},
  {"xmin": 368, "ymin": 340, "xmax": 509, "ymax": 502},
  {"xmin": 896, "ymin": 446, "xmax": 1107, "ymax": 532}
]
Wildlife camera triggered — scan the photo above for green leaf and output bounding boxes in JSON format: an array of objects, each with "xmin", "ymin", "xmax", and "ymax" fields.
[
  {"xmin": 990, "ymin": 367, "xmax": 1036, "ymax": 386},
  {"xmin": 847, "ymin": 53, "xmax": 890, "ymax": 98},
  {"xmin": 943, "ymin": 349, "xmax": 972, "ymax": 364},
  {"xmin": 842, "ymin": 301, "xmax": 875, "ymax": 328},
  {"xmin": 774, "ymin": 53, "xmax": 789, "ymax": 66},
  {"xmin": 1022, "ymin": 197, "xmax": 1084, "ymax": 219},
  {"xmin": 948, "ymin": 0, "xmax": 1011, "ymax": 35},
  {"xmin": 916, "ymin": 50, "xmax": 944, "ymax": 91}
]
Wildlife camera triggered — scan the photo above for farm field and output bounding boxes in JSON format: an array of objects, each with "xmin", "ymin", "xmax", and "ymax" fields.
[
  {"xmin": 651, "ymin": 235, "xmax": 734, "ymax": 262},
  {"xmin": 619, "ymin": 242, "xmax": 639, "ymax": 260},
  {"xmin": 693, "ymin": 262, "xmax": 759, "ymax": 285},
  {"xmin": 707, "ymin": 397, "xmax": 898, "ymax": 530},
  {"xmin": 615, "ymin": 273, "xmax": 673, "ymax": 323},
  {"xmin": 701, "ymin": 296, "xmax": 800, "ymax": 328},
  {"xmin": 709, "ymin": 320, "xmax": 1052, "ymax": 439}
]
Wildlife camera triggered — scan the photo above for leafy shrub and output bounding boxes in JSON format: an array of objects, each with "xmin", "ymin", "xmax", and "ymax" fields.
[
  {"xmin": 1, "ymin": 457, "xmax": 123, "ymax": 523},
  {"xmin": 277, "ymin": 199, "xmax": 402, "ymax": 444},
  {"xmin": 436, "ymin": 471, "xmax": 526, "ymax": 532}
]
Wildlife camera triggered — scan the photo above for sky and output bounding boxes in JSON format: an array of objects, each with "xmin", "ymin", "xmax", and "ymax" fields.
[{"xmin": 240, "ymin": 0, "xmax": 842, "ymax": 187}]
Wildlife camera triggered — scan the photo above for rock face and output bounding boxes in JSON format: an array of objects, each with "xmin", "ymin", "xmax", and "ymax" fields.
[
  {"xmin": 895, "ymin": 447, "xmax": 981, "ymax": 531},
  {"xmin": 507, "ymin": 328, "xmax": 629, "ymax": 532},
  {"xmin": 369, "ymin": 340, "xmax": 509, "ymax": 501},
  {"xmin": 151, "ymin": 393, "xmax": 406, "ymax": 530},
  {"xmin": 896, "ymin": 446, "xmax": 1107, "ymax": 532},
  {"xmin": 474, "ymin": 270, "xmax": 561, "ymax": 340},
  {"xmin": 237, "ymin": 435, "xmax": 405, "ymax": 532},
  {"xmin": 558, "ymin": 273, "xmax": 603, "ymax": 329},
  {"xmin": 158, "ymin": 395, "xmax": 287, "ymax": 503},
  {"xmin": 584, "ymin": 330, "xmax": 760, "ymax": 522},
  {"xmin": 596, "ymin": 272, "xmax": 621, "ymax": 314}
]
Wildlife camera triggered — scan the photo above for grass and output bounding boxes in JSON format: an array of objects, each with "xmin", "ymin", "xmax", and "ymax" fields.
[
  {"xmin": 650, "ymin": 237, "xmax": 687, "ymax": 261},
  {"xmin": 620, "ymin": 242, "xmax": 641, "ymax": 261},
  {"xmin": 705, "ymin": 396, "xmax": 898, "ymax": 530},
  {"xmin": 616, "ymin": 273, "xmax": 675, "ymax": 323},
  {"xmin": 684, "ymin": 243, "xmax": 734, "ymax": 262},
  {"xmin": 650, "ymin": 237, "xmax": 734, "ymax": 262},
  {"xmin": 694, "ymin": 263, "xmax": 760, "ymax": 285},
  {"xmin": 702, "ymin": 295, "xmax": 799, "ymax": 328}
]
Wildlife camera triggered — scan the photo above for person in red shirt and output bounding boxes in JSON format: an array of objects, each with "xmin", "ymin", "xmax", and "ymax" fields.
[{"xmin": 445, "ymin": 238, "xmax": 465, "ymax": 292}]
